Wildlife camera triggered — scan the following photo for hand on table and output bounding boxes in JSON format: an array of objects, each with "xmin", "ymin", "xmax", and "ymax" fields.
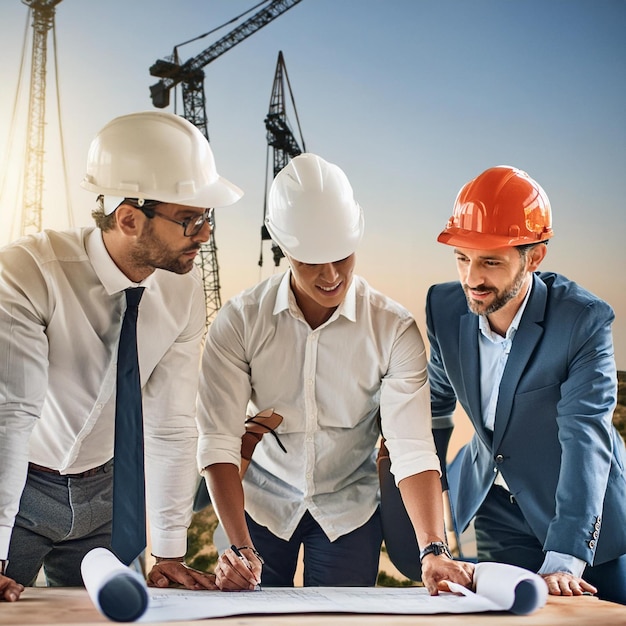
[
  {"xmin": 146, "ymin": 559, "xmax": 217, "ymax": 590},
  {"xmin": 214, "ymin": 546, "xmax": 262, "ymax": 591},
  {"xmin": 421, "ymin": 555, "xmax": 475, "ymax": 596},
  {"xmin": 541, "ymin": 571, "xmax": 597, "ymax": 597},
  {"xmin": 0, "ymin": 574, "xmax": 24, "ymax": 602}
]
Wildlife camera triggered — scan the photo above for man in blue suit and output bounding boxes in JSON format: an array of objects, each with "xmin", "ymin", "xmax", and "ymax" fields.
[{"xmin": 427, "ymin": 165, "xmax": 626, "ymax": 604}]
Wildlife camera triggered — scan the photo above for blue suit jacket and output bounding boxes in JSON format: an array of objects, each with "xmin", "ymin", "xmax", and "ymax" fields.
[{"xmin": 427, "ymin": 272, "xmax": 626, "ymax": 566}]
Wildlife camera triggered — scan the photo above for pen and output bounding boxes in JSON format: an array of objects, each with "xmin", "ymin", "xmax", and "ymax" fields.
[{"xmin": 230, "ymin": 545, "xmax": 262, "ymax": 590}]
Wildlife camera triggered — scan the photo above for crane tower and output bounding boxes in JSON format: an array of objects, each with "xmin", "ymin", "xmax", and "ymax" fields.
[
  {"xmin": 260, "ymin": 50, "xmax": 305, "ymax": 268},
  {"xmin": 20, "ymin": 0, "xmax": 62, "ymax": 236},
  {"xmin": 149, "ymin": 0, "xmax": 304, "ymax": 323}
]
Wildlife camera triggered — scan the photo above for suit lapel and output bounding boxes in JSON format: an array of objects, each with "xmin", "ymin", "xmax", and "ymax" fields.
[
  {"xmin": 459, "ymin": 311, "xmax": 493, "ymax": 448},
  {"xmin": 493, "ymin": 275, "xmax": 547, "ymax": 450}
]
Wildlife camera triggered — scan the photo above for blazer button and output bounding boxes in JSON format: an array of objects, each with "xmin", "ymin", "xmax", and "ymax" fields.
[
  {"xmin": 495, "ymin": 454, "xmax": 504, "ymax": 464},
  {"xmin": 588, "ymin": 540, "xmax": 596, "ymax": 549},
  {"xmin": 594, "ymin": 522, "xmax": 601, "ymax": 531},
  {"xmin": 593, "ymin": 530, "xmax": 599, "ymax": 539}
]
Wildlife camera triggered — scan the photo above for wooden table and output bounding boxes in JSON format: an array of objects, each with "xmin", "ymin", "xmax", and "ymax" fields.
[{"xmin": 1, "ymin": 588, "xmax": 625, "ymax": 626}]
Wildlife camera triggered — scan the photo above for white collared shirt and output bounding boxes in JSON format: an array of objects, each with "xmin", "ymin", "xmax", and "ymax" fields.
[
  {"xmin": 0, "ymin": 227, "xmax": 206, "ymax": 558},
  {"xmin": 197, "ymin": 271, "xmax": 439, "ymax": 541},
  {"xmin": 478, "ymin": 281, "xmax": 532, "ymax": 433}
]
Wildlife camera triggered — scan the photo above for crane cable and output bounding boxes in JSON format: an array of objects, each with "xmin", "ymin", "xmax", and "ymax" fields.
[
  {"xmin": 283, "ymin": 63, "xmax": 305, "ymax": 153},
  {"xmin": 172, "ymin": 0, "xmax": 272, "ymax": 112},
  {"xmin": 173, "ymin": 0, "xmax": 271, "ymax": 55},
  {"xmin": 258, "ymin": 144, "xmax": 272, "ymax": 274},
  {"xmin": 0, "ymin": 8, "xmax": 30, "ymax": 242},
  {"xmin": 51, "ymin": 17, "xmax": 74, "ymax": 228}
]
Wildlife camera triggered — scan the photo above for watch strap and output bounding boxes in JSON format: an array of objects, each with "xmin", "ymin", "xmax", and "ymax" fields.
[{"xmin": 419, "ymin": 541, "xmax": 452, "ymax": 563}]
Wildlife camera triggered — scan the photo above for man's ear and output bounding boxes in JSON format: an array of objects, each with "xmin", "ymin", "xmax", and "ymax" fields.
[
  {"xmin": 115, "ymin": 203, "xmax": 140, "ymax": 236},
  {"xmin": 528, "ymin": 242, "xmax": 548, "ymax": 272}
]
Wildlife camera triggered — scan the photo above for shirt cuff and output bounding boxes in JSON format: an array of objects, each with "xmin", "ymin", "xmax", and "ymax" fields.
[
  {"xmin": 0, "ymin": 526, "xmax": 12, "ymax": 560},
  {"xmin": 149, "ymin": 529, "xmax": 190, "ymax": 560},
  {"xmin": 538, "ymin": 551, "xmax": 586, "ymax": 578}
]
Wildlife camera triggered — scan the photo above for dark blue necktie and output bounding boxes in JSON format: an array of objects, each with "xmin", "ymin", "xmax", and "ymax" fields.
[{"xmin": 111, "ymin": 287, "xmax": 146, "ymax": 565}]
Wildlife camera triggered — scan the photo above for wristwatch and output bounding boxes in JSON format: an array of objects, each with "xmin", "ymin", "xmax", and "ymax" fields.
[
  {"xmin": 419, "ymin": 542, "xmax": 452, "ymax": 563},
  {"xmin": 0, "ymin": 559, "xmax": 8, "ymax": 576}
]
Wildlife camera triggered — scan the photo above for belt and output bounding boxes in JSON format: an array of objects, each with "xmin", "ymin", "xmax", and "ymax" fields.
[
  {"xmin": 28, "ymin": 461, "xmax": 110, "ymax": 478},
  {"xmin": 494, "ymin": 483, "xmax": 517, "ymax": 505}
]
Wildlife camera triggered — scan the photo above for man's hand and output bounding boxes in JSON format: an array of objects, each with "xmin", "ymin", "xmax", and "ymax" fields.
[
  {"xmin": 420, "ymin": 555, "xmax": 474, "ymax": 596},
  {"xmin": 0, "ymin": 574, "xmax": 24, "ymax": 602},
  {"xmin": 214, "ymin": 547, "xmax": 262, "ymax": 591},
  {"xmin": 146, "ymin": 559, "xmax": 217, "ymax": 590},
  {"xmin": 541, "ymin": 571, "xmax": 597, "ymax": 597}
]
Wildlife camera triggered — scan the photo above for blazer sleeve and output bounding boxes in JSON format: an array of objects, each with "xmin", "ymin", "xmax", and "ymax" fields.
[
  {"xmin": 426, "ymin": 283, "xmax": 460, "ymax": 428},
  {"xmin": 544, "ymin": 297, "xmax": 618, "ymax": 561}
]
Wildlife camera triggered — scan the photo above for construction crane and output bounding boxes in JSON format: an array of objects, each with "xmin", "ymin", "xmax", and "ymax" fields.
[
  {"xmin": 20, "ymin": 0, "xmax": 63, "ymax": 236},
  {"xmin": 149, "ymin": 0, "xmax": 304, "ymax": 322},
  {"xmin": 260, "ymin": 50, "xmax": 305, "ymax": 268}
]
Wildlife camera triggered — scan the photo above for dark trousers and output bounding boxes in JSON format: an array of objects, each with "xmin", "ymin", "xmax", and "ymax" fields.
[
  {"xmin": 6, "ymin": 462, "xmax": 114, "ymax": 587},
  {"xmin": 246, "ymin": 508, "xmax": 383, "ymax": 587},
  {"xmin": 475, "ymin": 484, "xmax": 626, "ymax": 605}
]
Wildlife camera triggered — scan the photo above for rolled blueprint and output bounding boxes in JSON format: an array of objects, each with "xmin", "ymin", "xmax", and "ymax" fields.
[{"xmin": 81, "ymin": 548, "xmax": 148, "ymax": 622}]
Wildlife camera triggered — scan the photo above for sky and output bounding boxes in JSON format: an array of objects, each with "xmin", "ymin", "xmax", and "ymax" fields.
[{"xmin": 1, "ymin": 0, "xmax": 625, "ymax": 374}]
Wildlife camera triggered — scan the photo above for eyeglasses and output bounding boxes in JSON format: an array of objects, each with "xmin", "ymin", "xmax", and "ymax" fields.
[{"xmin": 137, "ymin": 204, "xmax": 214, "ymax": 237}]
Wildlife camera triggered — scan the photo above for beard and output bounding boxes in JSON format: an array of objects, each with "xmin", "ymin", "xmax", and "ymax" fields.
[
  {"xmin": 463, "ymin": 261, "xmax": 527, "ymax": 316},
  {"xmin": 130, "ymin": 222, "xmax": 200, "ymax": 275}
]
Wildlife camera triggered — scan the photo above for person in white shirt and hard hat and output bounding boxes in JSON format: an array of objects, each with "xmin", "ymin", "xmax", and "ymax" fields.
[
  {"xmin": 0, "ymin": 111, "xmax": 242, "ymax": 602},
  {"xmin": 197, "ymin": 153, "xmax": 474, "ymax": 593}
]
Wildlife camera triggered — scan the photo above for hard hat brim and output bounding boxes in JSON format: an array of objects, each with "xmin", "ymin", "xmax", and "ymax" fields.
[
  {"xmin": 437, "ymin": 227, "xmax": 553, "ymax": 250},
  {"xmin": 81, "ymin": 174, "xmax": 243, "ymax": 210}
]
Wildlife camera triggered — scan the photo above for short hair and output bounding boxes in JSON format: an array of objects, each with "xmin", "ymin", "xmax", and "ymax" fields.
[
  {"xmin": 516, "ymin": 240, "xmax": 549, "ymax": 259},
  {"xmin": 91, "ymin": 196, "xmax": 161, "ymax": 231},
  {"xmin": 91, "ymin": 196, "xmax": 117, "ymax": 231}
]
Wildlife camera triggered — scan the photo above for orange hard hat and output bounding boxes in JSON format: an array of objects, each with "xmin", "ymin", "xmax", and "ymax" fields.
[{"xmin": 437, "ymin": 165, "xmax": 553, "ymax": 249}]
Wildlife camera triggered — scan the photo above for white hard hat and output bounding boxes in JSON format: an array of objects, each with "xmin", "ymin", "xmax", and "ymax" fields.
[
  {"xmin": 265, "ymin": 153, "xmax": 364, "ymax": 263},
  {"xmin": 80, "ymin": 111, "xmax": 243, "ymax": 214}
]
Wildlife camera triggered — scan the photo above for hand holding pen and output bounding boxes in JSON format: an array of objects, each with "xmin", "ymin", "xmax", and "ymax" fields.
[{"xmin": 214, "ymin": 544, "xmax": 263, "ymax": 591}]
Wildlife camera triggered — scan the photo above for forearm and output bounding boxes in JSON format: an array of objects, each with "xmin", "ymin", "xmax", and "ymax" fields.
[
  {"xmin": 203, "ymin": 463, "xmax": 253, "ymax": 548},
  {"xmin": 398, "ymin": 470, "xmax": 447, "ymax": 549},
  {"xmin": 0, "ymin": 416, "xmax": 37, "ymax": 558},
  {"xmin": 144, "ymin": 418, "xmax": 198, "ymax": 558}
]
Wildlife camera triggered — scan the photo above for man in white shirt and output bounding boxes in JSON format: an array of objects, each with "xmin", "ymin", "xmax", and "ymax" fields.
[
  {"xmin": 198, "ymin": 153, "xmax": 474, "ymax": 593},
  {"xmin": 0, "ymin": 111, "xmax": 242, "ymax": 602}
]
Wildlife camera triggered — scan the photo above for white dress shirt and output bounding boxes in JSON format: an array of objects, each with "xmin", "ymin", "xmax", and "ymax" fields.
[
  {"xmin": 197, "ymin": 271, "xmax": 439, "ymax": 542},
  {"xmin": 0, "ymin": 227, "xmax": 206, "ymax": 559}
]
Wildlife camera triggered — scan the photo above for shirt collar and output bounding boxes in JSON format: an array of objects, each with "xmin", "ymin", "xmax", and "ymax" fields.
[
  {"xmin": 273, "ymin": 269, "xmax": 357, "ymax": 323},
  {"xmin": 478, "ymin": 276, "xmax": 533, "ymax": 342},
  {"xmin": 86, "ymin": 229, "xmax": 153, "ymax": 295}
]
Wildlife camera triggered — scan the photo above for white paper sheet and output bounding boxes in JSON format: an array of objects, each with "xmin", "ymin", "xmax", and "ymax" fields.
[{"xmin": 81, "ymin": 548, "xmax": 547, "ymax": 622}]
